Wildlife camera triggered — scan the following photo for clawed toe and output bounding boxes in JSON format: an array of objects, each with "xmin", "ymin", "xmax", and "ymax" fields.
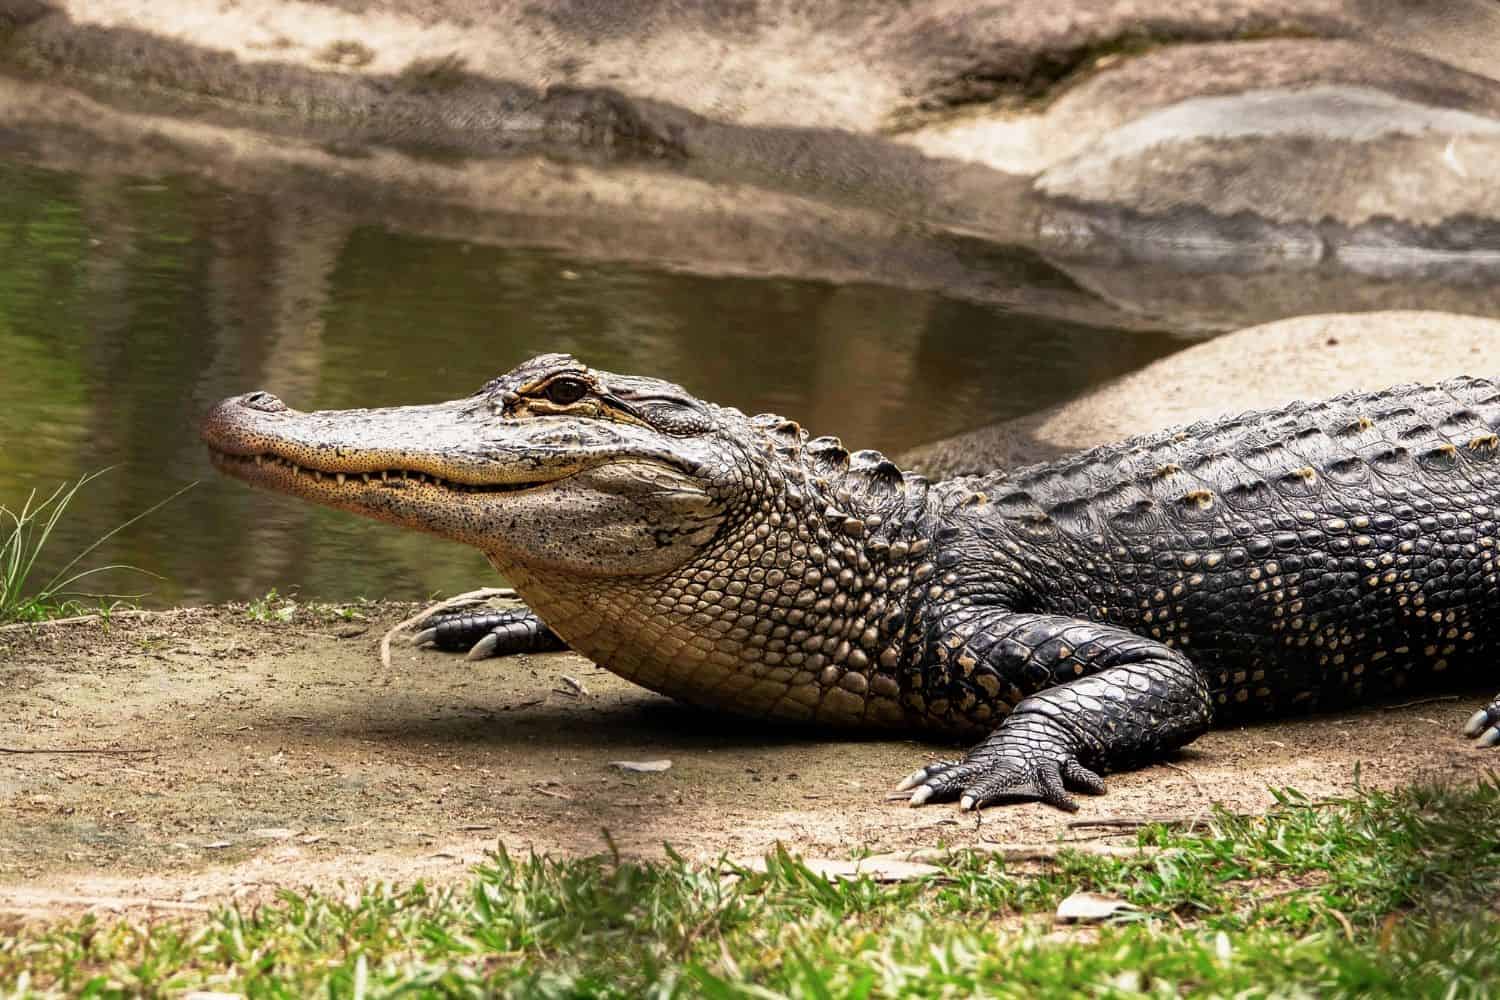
[
  {"xmin": 894, "ymin": 761, "xmax": 957, "ymax": 793},
  {"xmin": 1464, "ymin": 705, "xmax": 1500, "ymax": 747},
  {"xmin": 1464, "ymin": 709, "xmax": 1490, "ymax": 737},
  {"xmin": 465, "ymin": 632, "xmax": 501, "ymax": 660},
  {"xmin": 899, "ymin": 761, "xmax": 983, "ymax": 807},
  {"xmin": 1063, "ymin": 759, "xmax": 1107, "ymax": 795},
  {"xmin": 896, "ymin": 715, "xmax": 1107, "ymax": 813}
]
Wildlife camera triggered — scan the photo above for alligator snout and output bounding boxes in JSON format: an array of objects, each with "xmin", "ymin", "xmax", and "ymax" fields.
[{"xmin": 201, "ymin": 391, "xmax": 293, "ymax": 457}]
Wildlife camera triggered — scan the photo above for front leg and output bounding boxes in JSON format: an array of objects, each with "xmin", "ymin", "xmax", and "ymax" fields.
[
  {"xmin": 1463, "ymin": 698, "xmax": 1500, "ymax": 747},
  {"xmin": 412, "ymin": 606, "xmax": 567, "ymax": 660},
  {"xmin": 900, "ymin": 613, "xmax": 1212, "ymax": 811}
]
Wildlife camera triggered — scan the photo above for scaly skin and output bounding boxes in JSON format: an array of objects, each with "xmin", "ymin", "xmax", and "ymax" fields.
[{"xmin": 202, "ymin": 355, "xmax": 1500, "ymax": 811}]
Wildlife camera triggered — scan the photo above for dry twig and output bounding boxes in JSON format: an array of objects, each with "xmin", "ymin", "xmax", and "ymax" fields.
[
  {"xmin": 0, "ymin": 608, "xmax": 200, "ymax": 633},
  {"xmin": 1067, "ymin": 815, "xmax": 1202, "ymax": 831},
  {"xmin": 1, "ymin": 745, "xmax": 153, "ymax": 755},
  {"xmin": 0, "ymin": 890, "xmax": 211, "ymax": 913},
  {"xmin": 906, "ymin": 842, "xmax": 1161, "ymax": 864},
  {"xmin": 1382, "ymin": 694, "xmax": 1460, "ymax": 711}
]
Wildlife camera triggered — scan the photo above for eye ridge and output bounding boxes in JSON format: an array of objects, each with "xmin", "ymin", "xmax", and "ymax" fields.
[{"xmin": 542, "ymin": 376, "xmax": 590, "ymax": 406}]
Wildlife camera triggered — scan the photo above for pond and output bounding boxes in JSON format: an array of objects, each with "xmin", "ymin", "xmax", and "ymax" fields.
[
  {"xmin": 0, "ymin": 153, "xmax": 1480, "ymax": 607},
  {"xmin": 0, "ymin": 158, "xmax": 1188, "ymax": 605}
]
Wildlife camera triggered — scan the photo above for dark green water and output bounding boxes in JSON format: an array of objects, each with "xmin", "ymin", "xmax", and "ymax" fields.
[{"xmin": 0, "ymin": 158, "xmax": 1184, "ymax": 606}]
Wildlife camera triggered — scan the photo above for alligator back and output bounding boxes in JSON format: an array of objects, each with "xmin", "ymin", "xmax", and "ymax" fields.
[{"xmin": 963, "ymin": 376, "xmax": 1500, "ymax": 717}]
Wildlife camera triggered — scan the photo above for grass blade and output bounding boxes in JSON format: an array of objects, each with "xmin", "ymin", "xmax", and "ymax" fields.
[{"xmin": 0, "ymin": 471, "xmax": 192, "ymax": 623}]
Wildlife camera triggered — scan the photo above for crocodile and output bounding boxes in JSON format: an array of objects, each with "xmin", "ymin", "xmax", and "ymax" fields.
[{"xmin": 202, "ymin": 353, "xmax": 1500, "ymax": 811}]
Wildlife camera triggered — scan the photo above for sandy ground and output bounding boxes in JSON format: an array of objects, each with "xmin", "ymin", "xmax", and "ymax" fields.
[{"xmin": 1, "ymin": 601, "xmax": 1492, "ymax": 920}]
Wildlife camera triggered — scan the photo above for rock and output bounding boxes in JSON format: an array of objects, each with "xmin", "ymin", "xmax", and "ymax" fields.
[
  {"xmin": 0, "ymin": 1, "xmax": 1387, "ymax": 135},
  {"xmin": 904, "ymin": 37, "xmax": 1500, "ymax": 177},
  {"xmin": 7, "ymin": 0, "xmax": 1500, "ymax": 272},
  {"xmin": 1034, "ymin": 81, "xmax": 1500, "ymax": 273},
  {"xmin": 610, "ymin": 759, "xmax": 672, "ymax": 773},
  {"xmin": 1037, "ymin": 83, "xmax": 1500, "ymax": 227},
  {"xmin": 900, "ymin": 311, "xmax": 1500, "ymax": 478},
  {"xmin": 1055, "ymin": 890, "xmax": 1138, "ymax": 923}
]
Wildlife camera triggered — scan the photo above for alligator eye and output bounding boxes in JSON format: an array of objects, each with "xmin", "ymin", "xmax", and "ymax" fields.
[{"xmin": 542, "ymin": 376, "xmax": 589, "ymax": 406}]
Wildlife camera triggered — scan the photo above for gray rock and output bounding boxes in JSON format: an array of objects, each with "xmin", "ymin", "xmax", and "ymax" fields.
[
  {"xmin": 7, "ymin": 0, "xmax": 1500, "ymax": 298},
  {"xmin": 899, "ymin": 310, "xmax": 1500, "ymax": 478}
]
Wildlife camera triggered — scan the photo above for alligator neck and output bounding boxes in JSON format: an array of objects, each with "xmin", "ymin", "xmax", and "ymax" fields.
[{"xmin": 490, "ymin": 425, "xmax": 941, "ymax": 729}]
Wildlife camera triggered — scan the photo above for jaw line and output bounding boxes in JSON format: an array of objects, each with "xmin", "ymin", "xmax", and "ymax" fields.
[
  {"xmin": 205, "ymin": 446, "xmax": 562, "ymax": 501},
  {"xmin": 204, "ymin": 446, "xmax": 705, "ymax": 506}
]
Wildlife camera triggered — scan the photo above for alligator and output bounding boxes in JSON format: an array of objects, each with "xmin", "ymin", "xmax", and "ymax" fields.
[{"xmin": 202, "ymin": 354, "xmax": 1500, "ymax": 811}]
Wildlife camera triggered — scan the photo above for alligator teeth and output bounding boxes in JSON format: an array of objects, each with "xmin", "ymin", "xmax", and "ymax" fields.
[
  {"xmin": 361, "ymin": 473, "xmax": 372, "ymax": 484},
  {"xmin": 254, "ymin": 454, "xmax": 264, "ymax": 467},
  {"xmin": 381, "ymin": 471, "xmax": 389, "ymax": 482},
  {"xmin": 336, "ymin": 473, "xmax": 346, "ymax": 485}
]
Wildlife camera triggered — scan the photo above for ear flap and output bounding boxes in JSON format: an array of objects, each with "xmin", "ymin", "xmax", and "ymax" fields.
[{"xmin": 634, "ymin": 399, "xmax": 713, "ymax": 436}]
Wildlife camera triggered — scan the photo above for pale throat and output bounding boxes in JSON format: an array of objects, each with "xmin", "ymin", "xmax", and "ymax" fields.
[{"xmin": 481, "ymin": 495, "xmax": 918, "ymax": 731}]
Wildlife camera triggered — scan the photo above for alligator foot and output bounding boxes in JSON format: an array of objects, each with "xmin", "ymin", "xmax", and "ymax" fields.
[
  {"xmin": 896, "ymin": 714, "xmax": 1106, "ymax": 812},
  {"xmin": 1463, "ymin": 697, "xmax": 1500, "ymax": 747},
  {"xmin": 898, "ymin": 612, "xmax": 1214, "ymax": 812},
  {"xmin": 412, "ymin": 607, "xmax": 567, "ymax": 660}
]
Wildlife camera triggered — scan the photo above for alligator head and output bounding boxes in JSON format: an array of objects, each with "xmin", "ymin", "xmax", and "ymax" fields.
[
  {"xmin": 202, "ymin": 354, "xmax": 929, "ymax": 726},
  {"xmin": 204, "ymin": 354, "xmax": 737, "ymax": 578}
]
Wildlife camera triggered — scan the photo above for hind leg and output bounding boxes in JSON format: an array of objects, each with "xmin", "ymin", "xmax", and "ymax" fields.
[{"xmin": 412, "ymin": 607, "xmax": 567, "ymax": 660}]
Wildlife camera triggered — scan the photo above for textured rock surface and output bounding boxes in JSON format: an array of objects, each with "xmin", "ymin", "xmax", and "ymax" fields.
[
  {"xmin": 900, "ymin": 311, "xmax": 1500, "ymax": 478},
  {"xmin": 4, "ymin": 0, "xmax": 1500, "ymax": 269}
]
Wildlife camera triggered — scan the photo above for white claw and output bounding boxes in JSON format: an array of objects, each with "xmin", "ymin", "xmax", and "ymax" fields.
[
  {"xmin": 466, "ymin": 633, "xmax": 501, "ymax": 660},
  {"xmin": 894, "ymin": 769, "xmax": 927, "ymax": 792},
  {"xmin": 411, "ymin": 627, "xmax": 438, "ymax": 647},
  {"xmin": 959, "ymin": 795, "xmax": 977, "ymax": 811},
  {"xmin": 908, "ymin": 785, "xmax": 934, "ymax": 807},
  {"xmin": 1465, "ymin": 709, "xmax": 1491, "ymax": 737},
  {"xmin": 1482, "ymin": 727, "xmax": 1500, "ymax": 748}
]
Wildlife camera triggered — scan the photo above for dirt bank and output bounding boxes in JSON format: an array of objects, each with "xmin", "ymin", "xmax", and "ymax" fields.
[{"xmin": 1, "ymin": 601, "xmax": 1490, "ymax": 920}]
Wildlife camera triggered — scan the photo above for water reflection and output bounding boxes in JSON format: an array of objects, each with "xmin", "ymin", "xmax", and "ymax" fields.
[{"xmin": 0, "ymin": 159, "xmax": 1180, "ymax": 605}]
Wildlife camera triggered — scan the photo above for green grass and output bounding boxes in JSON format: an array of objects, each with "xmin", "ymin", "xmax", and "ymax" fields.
[
  {"xmin": 0, "ymin": 471, "xmax": 193, "ymax": 624},
  {"xmin": 5, "ymin": 780, "xmax": 1500, "ymax": 997}
]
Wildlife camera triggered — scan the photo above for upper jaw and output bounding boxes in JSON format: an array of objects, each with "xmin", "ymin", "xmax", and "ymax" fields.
[
  {"xmin": 200, "ymin": 390, "xmax": 708, "ymax": 497},
  {"xmin": 204, "ymin": 447, "xmax": 548, "ymax": 497},
  {"xmin": 200, "ymin": 392, "xmax": 538, "ymax": 486}
]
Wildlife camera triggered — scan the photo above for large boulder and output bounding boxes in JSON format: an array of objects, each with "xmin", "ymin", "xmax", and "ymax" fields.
[
  {"xmin": 900, "ymin": 311, "xmax": 1500, "ymax": 477},
  {"xmin": 4, "ymin": 0, "xmax": 1500, "ymax": 287}
]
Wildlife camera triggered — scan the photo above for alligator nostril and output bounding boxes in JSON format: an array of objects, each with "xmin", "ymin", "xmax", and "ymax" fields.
[{"xmin": 242, "ymin": 391, "xmax": 287, "ymax": 413}]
